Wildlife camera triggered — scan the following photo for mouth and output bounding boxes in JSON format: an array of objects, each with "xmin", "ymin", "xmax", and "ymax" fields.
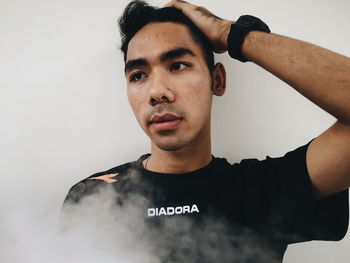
[{"xmin": 148, "ymin": 113, "xmax": 183, "ymax": 131}]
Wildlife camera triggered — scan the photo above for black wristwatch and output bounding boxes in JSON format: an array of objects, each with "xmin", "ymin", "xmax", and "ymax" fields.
[{"xmin": 227, "ymin": 15, "xmax": 271, "ymax": 62}]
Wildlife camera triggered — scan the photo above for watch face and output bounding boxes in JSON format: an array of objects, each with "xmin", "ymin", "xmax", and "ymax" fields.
[
  {"xmin": 237, "ymin": 15, "xmax": 255, "ymax": 30},
  {"xmin": 238, "ymin": 15, "xmax": 271, "ymax": 33}
]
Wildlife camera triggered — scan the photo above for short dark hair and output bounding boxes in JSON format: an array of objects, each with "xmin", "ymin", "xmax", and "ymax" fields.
[{"xmin": 118, "ymin": 0, "xmax": 215, "ymax": 71}]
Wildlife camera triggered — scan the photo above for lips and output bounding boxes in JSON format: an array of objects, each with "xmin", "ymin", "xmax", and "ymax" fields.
[
  {"xmin": 149, "ymin": 113, "xmax": 182, "ymax": 124},
  {"xmin": 148, "ymin": 113, "xmax": 183, "ymax": 131}
]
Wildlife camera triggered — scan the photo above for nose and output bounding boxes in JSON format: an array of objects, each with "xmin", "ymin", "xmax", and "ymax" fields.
[{"xmin": 148, "ymin": 71, "xmax": 175, "ymax": 106}]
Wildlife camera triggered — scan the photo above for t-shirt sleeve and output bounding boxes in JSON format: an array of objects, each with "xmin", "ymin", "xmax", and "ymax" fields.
[
  {"xmin": 62, "ymin": 179, "xmax": 105, "ymax": 205},
  {"xmin": 234, "ymin": 139, "xmax": 349, "ymax": 244}
]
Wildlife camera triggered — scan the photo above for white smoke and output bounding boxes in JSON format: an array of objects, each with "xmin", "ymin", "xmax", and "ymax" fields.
[
  {"xmin": 0, "ymin": 183, "xmax": 157, "ymax": 263},
  {"xmin": 1, "ymin": 161, "xmax": 349, "ymax": 263},
  {"xmin": 61, "ymin": 169, "xmax": 285, "ymax": 262},
  {"xmin": 0, "ymin": 167, "xmax": 283, "ymax": 263}
]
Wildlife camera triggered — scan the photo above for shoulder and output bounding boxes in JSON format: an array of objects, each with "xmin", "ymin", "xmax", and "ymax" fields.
[
  {"xmin": 63, "ymin": 156, "xmax": 147, "ymax": 204},
  {"xmin": 215, "ymin": 141, "xmax": 314, "ymax": 202},
  {"xmin": 231, "ymin": 140, "xmax": 312, "ymax": 175}
]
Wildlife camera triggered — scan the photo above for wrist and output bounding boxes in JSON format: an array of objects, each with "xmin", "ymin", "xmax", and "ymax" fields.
[{"xmin": 218, "ymin": 20, "xmax": 235, "ymax": 53}]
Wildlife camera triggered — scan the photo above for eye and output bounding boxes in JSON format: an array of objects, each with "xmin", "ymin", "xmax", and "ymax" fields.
[
  {"xmin": 130, "ymin": 72, "xmax": 146, "ymax": 82},
  {"xmin": 170, "ymin": 62, "xmax": 190, "ymax": 71}
]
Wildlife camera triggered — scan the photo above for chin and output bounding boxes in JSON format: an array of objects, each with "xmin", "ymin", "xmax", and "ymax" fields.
[
  {"xmin": 154, "ymin": 136, "xmax": 190, "ymax": 152},
  {"xmin": 157, "ymin": 144, "xmax": 184, "ymax": 152}
]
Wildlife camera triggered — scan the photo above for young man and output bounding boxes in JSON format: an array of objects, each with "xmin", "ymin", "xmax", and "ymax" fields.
[{"xmin": 62, "ymin": 0, "xmax": 350, "ymax": 262}]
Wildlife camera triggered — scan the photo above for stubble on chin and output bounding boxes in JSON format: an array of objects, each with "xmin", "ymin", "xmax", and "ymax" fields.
[
  {"xmin": 152, "ymin": 131, "xmax": 190, "ymax": 152},
  {"xmin": 157, "ymin": 144, "xmax": 183, "ymax": 152}
]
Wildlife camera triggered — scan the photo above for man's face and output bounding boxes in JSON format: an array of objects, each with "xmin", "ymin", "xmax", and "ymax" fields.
[{"xmin": 125, "ymin": 22, "xmax": 214, "ymax": 151}]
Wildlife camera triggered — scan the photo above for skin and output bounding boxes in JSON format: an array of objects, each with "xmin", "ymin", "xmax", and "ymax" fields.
[
  {"xmin": 165, "ymin": 0, "xmax": 350, "ymax": 199},
  {"xmin": 125, "ymin": 22, "xmax": 226, "ymax": 174}
]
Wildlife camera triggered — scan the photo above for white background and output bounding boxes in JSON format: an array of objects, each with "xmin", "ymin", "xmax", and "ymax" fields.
[{"xmin": 0, "ymin": 0, "xmax": 349, "ymax": 262}]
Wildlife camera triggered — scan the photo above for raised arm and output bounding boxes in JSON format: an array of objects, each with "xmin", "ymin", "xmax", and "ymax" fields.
[{"xmin": 165, "ymin": 0, "xmax": 350, "ymax": 199}]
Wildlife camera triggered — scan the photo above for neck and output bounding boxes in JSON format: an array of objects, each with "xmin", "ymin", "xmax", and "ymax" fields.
[{"xmin": 144, "ymin": 131, "xmax": 212, "ymax": 174}]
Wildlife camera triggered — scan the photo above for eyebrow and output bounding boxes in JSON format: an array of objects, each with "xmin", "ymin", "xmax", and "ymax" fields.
[{"xmin": 124, "ymin": 47, "xmax": 195, "ymax": 73}]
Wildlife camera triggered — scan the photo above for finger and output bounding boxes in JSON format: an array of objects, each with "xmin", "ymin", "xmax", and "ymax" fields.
[
  {"xmin": 164, "ymin": 0, "xmax": 175, "ymax": 7},
  {"xmin": 164, "ymin": 0, "xmax": 193, "ymax": 10},
  {"xmin": 164, "ymin": 0, "xmax": 180, "ymax": 8},
  {"xmin": 164, "ymin": 0, "xmax": 198, "ymax": 19}
]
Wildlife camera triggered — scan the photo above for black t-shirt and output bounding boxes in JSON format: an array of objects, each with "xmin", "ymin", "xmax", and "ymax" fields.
[{"xmin": 62, "ymin": 141, "xmax": 349, "ymax": 263}]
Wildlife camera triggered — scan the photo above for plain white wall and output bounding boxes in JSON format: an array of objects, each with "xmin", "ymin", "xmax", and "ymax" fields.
[{"xmin": 0, "ymin": 0, "xmax": 349, "ymax": 262}]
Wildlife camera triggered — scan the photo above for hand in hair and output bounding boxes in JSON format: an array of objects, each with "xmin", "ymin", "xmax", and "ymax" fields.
[{"xmin": 164, "ymin": 0, "xmax": 233, "ymax": 53}]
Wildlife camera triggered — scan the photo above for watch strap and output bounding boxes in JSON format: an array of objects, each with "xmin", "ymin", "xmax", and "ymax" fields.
[{"xmin": 227, "ymin": 15, "xmax": 271, "ymax": 62}]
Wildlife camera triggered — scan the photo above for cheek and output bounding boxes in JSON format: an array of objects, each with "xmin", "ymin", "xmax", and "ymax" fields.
[
  {"xmin": 127, "ymin": 90, "xmax": 137, "ymax": 113},
  {"xmin": 127, "ymin": 88, "xmax": 145, "ymax": 123},
  {"xmin": 177, "ymin": 74, "xmax": 212, "ymax": 113}
]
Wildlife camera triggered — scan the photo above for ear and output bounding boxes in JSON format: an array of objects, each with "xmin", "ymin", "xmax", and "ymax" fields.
[{"xmin": 212, "ymin": 63, "xmax": 226, "ymax": 96}]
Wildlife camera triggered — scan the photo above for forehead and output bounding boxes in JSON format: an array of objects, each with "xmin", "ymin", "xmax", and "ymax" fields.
[{"xmin": 126, "ymin": 22, "xmax": 202, "ymax": 62}]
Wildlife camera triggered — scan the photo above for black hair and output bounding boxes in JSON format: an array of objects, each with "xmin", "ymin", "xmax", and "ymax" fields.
[{"xmin": 118, "ymin": 0, "xmax": 215, "ymax": 71}]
